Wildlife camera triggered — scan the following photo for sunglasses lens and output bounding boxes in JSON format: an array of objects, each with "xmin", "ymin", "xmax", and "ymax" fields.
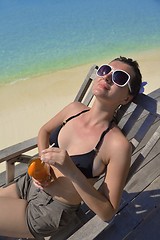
[
  {"xmin": 113, "ymin": 71, "xmax": 129, "ymax": 86},
  {"xmin": 97, "ymin": 65, "xmax": 111, "ymax": 76}
]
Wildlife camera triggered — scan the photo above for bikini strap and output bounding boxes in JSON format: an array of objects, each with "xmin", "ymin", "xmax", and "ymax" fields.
[
  {"xmin": 94, "ymin": 120, "xmax": 114, "ymax": 152},
  {"xmin": 63, "ymin": 109, "xmax": 90, "ymax": 125},
  {"xmin": 63, "ymin": 110, "xmax": 113, "ymax": 152}
]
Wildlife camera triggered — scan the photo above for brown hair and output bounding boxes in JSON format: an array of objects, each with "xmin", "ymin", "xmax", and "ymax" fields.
[{"xmin": 112, "ymin": 56, "xmax": 142, "ymax": 98}]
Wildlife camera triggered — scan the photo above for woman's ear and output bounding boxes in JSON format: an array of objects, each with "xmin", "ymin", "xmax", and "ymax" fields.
[{"xmin": 121, "ymin": 94, "xmax": 133, "ymax": 105}]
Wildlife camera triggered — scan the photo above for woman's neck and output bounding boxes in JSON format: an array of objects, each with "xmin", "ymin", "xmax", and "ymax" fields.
[{"xmin": 84, "ymin": 100, "xmax": 116, "ymax": 127}]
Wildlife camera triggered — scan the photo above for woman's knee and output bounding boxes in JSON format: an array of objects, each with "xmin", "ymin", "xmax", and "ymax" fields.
[{"xmin": 0, "ymin": 183, "xmax": 19, "ymax": 198}]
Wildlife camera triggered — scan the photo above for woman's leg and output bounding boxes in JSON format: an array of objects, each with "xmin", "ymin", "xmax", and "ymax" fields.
[
  {"xmin": 0, "ymin": 182, "xmax": 19, "ymax": 198},
  {"xmin": 0, "ymin": 197, "xmax": 34, "ymax": 238},
  {"xmin": 0, "ymin": 183, "xmax": 34, "ymax": 238}
]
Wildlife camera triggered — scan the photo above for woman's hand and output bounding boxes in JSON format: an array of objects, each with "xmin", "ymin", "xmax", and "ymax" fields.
[
  {"xmin": 40, "ymin": 147, "xmax": 75, "ymax": 177},
  {"xmin": 32, "ymin": 177, "xmax": 51, "ymax": 189},
  {"xmin": 32, "ymin": 171, "xmax": 54, "ymax": 189},
  {"xmin": 32, "ymin": 165, "xmax": 56, "ymax": 189}
]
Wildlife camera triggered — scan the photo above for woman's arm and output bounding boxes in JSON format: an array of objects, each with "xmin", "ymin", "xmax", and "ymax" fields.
[
  {"xmin": 41, "ymin": 135, "xmax": 132, "ymax": 222},
  {"xmin": 37, "ymin": 102, "xmax": 86, "ymax": 155},
  {"xmin": 71, "ymin": 137, "xmax": 131, "ymax": 221},
  {"xmin": 71, "ymin": 141, "xmax": 131, "ymax": 221}
]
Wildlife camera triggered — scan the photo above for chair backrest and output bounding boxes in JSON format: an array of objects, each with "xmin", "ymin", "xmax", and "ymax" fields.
[
  {"xmin": 74, "ymin": 64, "xmax": 98, "ymax": 105},
  {"xmin": 117, "ymin": 93, "xmax": 160, "ymax": 183}
]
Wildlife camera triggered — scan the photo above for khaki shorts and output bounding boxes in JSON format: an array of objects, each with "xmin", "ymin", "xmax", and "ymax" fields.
[{"xmin": 16, "ymin": 173, "xmax": 84, "ymax": 239}]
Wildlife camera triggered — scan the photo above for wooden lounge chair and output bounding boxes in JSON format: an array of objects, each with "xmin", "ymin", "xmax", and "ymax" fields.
[{"xmin": 0, "ymin": 65, "xmax": 160, "ymax": 240}]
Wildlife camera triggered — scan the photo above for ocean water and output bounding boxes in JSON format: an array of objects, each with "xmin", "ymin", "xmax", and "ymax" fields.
[{"xmin": 0, "ymin": 0, "xmax": 160, "ymax": 84}]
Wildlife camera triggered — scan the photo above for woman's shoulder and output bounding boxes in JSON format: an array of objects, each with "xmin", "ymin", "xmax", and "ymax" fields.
[
  {"xmin": 102, "ymin": 124, "xmax": 132, "ymax": 166},
  {"xmin": 106, "ymin": 123, "xmax": 131, "ymax": 151},
  {"xmin": 62, "ymin": 101, "xmax": 90, "ymax": 119}
]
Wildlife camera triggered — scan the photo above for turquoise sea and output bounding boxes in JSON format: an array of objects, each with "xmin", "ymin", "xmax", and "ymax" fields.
[{"xmin": 0, "ymin": 0, "xmax": 160, "ymax": 84}]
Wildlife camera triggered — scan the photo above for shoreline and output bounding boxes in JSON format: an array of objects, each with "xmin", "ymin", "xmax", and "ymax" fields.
[{"xmin": 0, "ymin": 48, "xmax": 160, "ymax": 172}]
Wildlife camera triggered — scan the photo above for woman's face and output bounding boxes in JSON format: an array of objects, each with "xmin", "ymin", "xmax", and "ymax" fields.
[{"xmin": 92, "ymin": 60, "xmax": 134, "ymax": 106}]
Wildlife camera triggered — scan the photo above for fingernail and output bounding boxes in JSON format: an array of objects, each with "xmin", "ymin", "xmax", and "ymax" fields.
[{"xmin": 41, "ymin": 156, "xmax": 45, "ymax": 161}]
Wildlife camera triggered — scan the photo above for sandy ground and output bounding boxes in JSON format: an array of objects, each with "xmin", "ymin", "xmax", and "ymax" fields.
[{"xmin": 0, "ymin": 48, "xmax": 160, "ymax": 172}]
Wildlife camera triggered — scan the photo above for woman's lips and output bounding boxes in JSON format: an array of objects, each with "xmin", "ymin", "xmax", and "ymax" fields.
[{"xmin": 98, "ymin": 80, "xmax": 110, "ymax": 90}]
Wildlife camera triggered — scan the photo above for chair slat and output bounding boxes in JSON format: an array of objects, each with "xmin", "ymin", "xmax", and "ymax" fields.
[
  {"xmin": 74, "ymin": 65, "xmax": 97, "ymax": 103},
  {"xmin": 133, "ymin": 93, "xmax": 160, "ymax": 116}
]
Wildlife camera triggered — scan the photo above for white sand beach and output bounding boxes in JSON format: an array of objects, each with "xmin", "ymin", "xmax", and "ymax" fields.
[{"xmin": 0, "ymin": 48, "xmax": 160, "ymax": 172}]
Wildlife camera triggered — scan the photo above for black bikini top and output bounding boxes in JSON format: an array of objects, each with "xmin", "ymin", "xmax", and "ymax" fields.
[{"xmin": 49, "ymin": 110, "xmax": 113, "ymax": 178}]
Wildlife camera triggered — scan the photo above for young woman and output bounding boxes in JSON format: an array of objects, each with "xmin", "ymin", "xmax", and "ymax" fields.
[{"xmin": 0, "ymin": 56, "xmax": 142, "ymax": 239}]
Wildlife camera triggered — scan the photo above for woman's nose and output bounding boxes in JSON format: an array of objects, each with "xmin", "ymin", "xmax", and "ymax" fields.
[{"xmin": 103, "ymin": 72, "xmax": 112, "ymax": 83}]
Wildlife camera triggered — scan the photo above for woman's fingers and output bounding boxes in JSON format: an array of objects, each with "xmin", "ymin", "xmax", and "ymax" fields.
[
  {"xmin": 41, "ymin": 147, "xmax": 70, "ymax": 170},
  {"xmin": 32, "ymin": 176, "xmax": 53, "ymax": 189},
  {"xmin": 42, "ymin": 147, "xmax": 61, "ymax": 154},
  {"xmin": 40, "ymin": 147, "xmax": 75, "ymax": 177},
  {"xmin": 41, "ymin": 147, "xmax": 56, "ymax": 160},
  {"xmin": 40, "ymin": 147, "xmax": 64, "ymax": 164}
]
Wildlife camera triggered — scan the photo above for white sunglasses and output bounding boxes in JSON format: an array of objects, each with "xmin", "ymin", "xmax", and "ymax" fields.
[{"xmin": 97, "ymin": 64, "xmax": 132, "ymax": 93}]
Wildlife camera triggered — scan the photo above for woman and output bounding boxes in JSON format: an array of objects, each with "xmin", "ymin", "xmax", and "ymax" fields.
[{"xmin": 0, "ymin": 56, "xmax": 142, "ymax": 239}]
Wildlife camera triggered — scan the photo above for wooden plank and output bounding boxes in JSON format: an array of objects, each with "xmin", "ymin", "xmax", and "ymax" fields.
[
  {"xmin": 131, "ymin": 114, "xmax": 157, "ymax": 149},
  {"xmin": 147, "ymin": 88, "xmax": 160, "ymax": 100},
  {"xmin": 118, "ymin": 88, "xmax": 160, "ymax": 122},
  {"xmin": 0, "ymin": 137, "xmax": 37, "ymax": 162},
  {"xmin": 133, "ymin": 92, "xmax": 160, "ymax": 116},
  {"xmin": 0, "ymin": 162, "xmax": 27, "ymax": 187},
  {"xmin": 124, "ymin": 154, "xmax": 160, "ymax": 203},
  {"xmin": 117, "ymin": 88, "xmax": 160, "ymax": 137},
  {"xmin": 127, "ymin": 126, "xmax": 160, "ymax": 182},
  {"xmin": 129, "ymin": 117, "xmax": 160, "ymax": 157},
  {"xmin": 68, "ymin": 215, "xmax": 110, "ymax": 240},
  {"xmin": 124, "ymin": 206, "xmax": 160, "ymax": 240},
  {"xmin": 120, "ymin": 109, "xmax": 159, "ymax": 144},
  {"xmin": 74, "ymin": 65, "xmax": 97, "ymax": 103},
  {"xmin": 120, "ymin": 104, "xmax": 144, "ymax": 136},
  {"xmin": 6, "ymin": 161, "xmax": 15, "ymax": 184},
  {"xmin": 124, "ymin": 175, "xmax": 160, "ymax": 223},
  {"xmin": 93, "ymin": 175, "xmax": 160, "ymax": 240}
]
